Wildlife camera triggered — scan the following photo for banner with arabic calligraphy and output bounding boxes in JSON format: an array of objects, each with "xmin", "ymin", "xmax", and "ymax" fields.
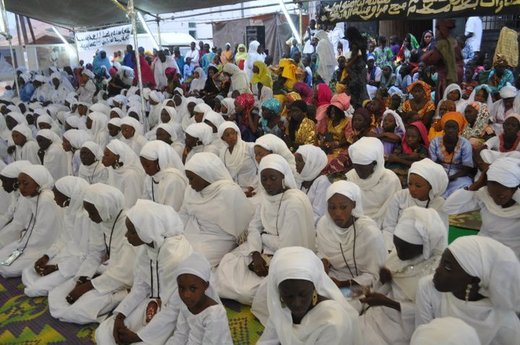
[
  {"xmin": 318, "ymin": 0, "xmax": 520, "ymax": 24},
  {"xmin": 75, "ymin": 25, "xmax": 131, "ymax": 51}
]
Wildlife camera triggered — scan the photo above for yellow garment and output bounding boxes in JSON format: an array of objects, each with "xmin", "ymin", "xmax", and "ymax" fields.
[
  {"xmin": 279, "ymin": 58, "xmax": 298, "ymax": 90},
  {"xmin": 251, "ymin": 61, "xmax": 273, "ymax": 88},
  {"xmin": 235, "ymin": 44, "xmax": 248, "ymax": 64},
  {"xmin": 494, "ymin": 27, "xmax": 519, "ymax": 68},
  {"xmin": 295, "ymin": 117, "xmax": 317, "ymax": 146}
]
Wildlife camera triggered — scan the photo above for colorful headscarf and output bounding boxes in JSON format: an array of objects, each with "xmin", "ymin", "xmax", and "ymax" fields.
[
  {"xmin": 316, "ymin": 83, "xmax": 332, "ymax": 108},
  {"xmin": 440, "ymin": 111, "xmax": 468, "ymax": 133},
  {"xmin": 251, "ymin": 61, "xmax": 273, "ymax": 88},
  {"xmin": 402, "ymin": 121, "xmax": 430, "ymax": 154},
  {"xmin": 235, "ymin": 93, "xmax": 255, "ymax": 113},
  {"xmin": 262, "ymin": 98, "xmax": 282, "ymax": 115},
  {"xmin": 407, "ymin": 80, "xmax": 432, "ymax": 101},
  {"xmin": 293, "ymin": 82, "xmax": 313, "ymax": 104}
]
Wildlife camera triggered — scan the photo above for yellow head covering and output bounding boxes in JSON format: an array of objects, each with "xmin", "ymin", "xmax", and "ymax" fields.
[
  {"xmin": 251, "ymin": 61, "xmax": 273, "ymax": 88},
  {"xmin": 279, "ymin": 58, "xmax": 298, "ymax": 90}
]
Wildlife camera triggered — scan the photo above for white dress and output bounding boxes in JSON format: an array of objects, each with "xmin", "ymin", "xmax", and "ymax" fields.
[
  {"xmin": 41, "ymin": 142, "xmax": 69, "ymax": 181},
  {"xmin": 143, "ymin": 168, "xmax": 187, "ymax": 212},
  {"xmin": 0, "ymin": 190, "xmax": 63, "ymax": 278},
  {"xmin": 415, "ymin": 276, "xmax": 520, "ymax": 345},
  {"xmin": 300, "ymin": 175, "xmax": 331, "ymax": 226},
  {"xmin": 14, "ymin": 141, "xmax": 40, "ymax": 164},
  {"xmin": 107, "ymin": 166, "xmax": 145, "ymax": 208}
]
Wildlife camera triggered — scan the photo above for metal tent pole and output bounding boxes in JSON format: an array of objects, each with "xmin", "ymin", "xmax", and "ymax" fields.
[
  {"xmin": 0, "ymin": 0, "xmax": 20, "ymax": 96},
  {"xmin": 128, "ymin": 0, "xmax": 146, "ymax": 119}
]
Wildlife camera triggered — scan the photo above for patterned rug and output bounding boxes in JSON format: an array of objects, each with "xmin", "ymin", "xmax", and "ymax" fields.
[
  {"xmin": 0, "ymin": 276, "xmax": 264, "ymax": 345},
  {"xmin": 448, "ymin": 210, "xmax": 482, "ymax": 230}
]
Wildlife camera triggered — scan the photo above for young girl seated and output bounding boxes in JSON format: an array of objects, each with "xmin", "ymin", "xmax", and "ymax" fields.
[
  {"xmin": 461, "ymin": 102, "xmax": 494, "ymax": 149},
  {"xmin": 295, "ymin": 144, "xmax": 330, "ymax": 225},
  {"xmin": 120, "ymin": 117, "xmax": 147, "ymax": 155},
  {"xmin": 63, "ymin": 129, "xmax": 92, "ymax": 176},
  {"xmin": 317, "ymin": 181, "xmax": 386, "ymax": 292},
  {"xmin": 107, "ymin": 118, "xmax": 122, "ymax": 140},
  {"xmin": 443, "ymin": 157, "xmax": 520, "ymax": 258},
  {"xmin": 359, "ymin": 207, "xmax": 447, "ymax": 345},
  {"xmin": 35, "ymin": 129, "xmax": 68, "ymax": 180},
  {"xmin": 78, "ymin": 141, "xmax": 108, "ymax": 184},
  {"xmin": 155, "ymin": 123, "xmax": 185, "ymax": 158},
  {"xmin": 377, "ymin": 109, "xmax": 406, "ymax": 156},
  {"xmin": 286, "ymin": 100, "xmax": 316, "ymax": 151},
  {"xmin": 182, "ymin": 122, "xmax": 219, "ymax": 163},
  {"xmin": 479, "ymin": 113, "xmax": 520, "ymax": 161},
  {"xmin": 346, "ymin": 137, "xmax": 401, "ymax": 226},
  {"xmin": 95, "ymin": 200, "xmax": 193, "ymax": 345},
  {"xmin": 386, "ymin": 121, "xmax": 430, "ymax": 187},
  {"xmin": 0, "ymin": 165, "xmax": 62, "ymax": 278},
  {"xmin": 165, "ymin": 252, "xmax": 233, "ymax": 345},
  {"xmin": 22, "ymin": 176, "xmax": 90, "ymax": 297},
  {"xmin": 11, "ymin": 124, "xmax": 39, "ymax": 164},
  {"xmin": 382, "ymin": 158, "xmax": 449, "ymax": 250}
]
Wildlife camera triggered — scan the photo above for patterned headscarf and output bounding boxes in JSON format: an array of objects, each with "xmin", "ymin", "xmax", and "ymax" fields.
[
  {"xmin": 407, "ymin": 80, "xmax": 432, "ymax": 101},
  {"xmin": 235, "ymin": 93, "xmax": 255, "ymax": 113},
  {"xmin": 261, "ymin": 98, "xmax": 282, "ymax": 115}
]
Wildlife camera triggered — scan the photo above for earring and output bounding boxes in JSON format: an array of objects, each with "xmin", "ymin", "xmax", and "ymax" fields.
[
  {"xmin": 311, "ymin": 290, "xmax": 318, "ymax": 307},
  {"xmin": 280, "ymin": 297, "xmax": 286, "ymax": 308},
  {"xmin": 63, "ymin": 199, "xmax": 70, "ymax": 207},
  {"xmin": 115, "ymin": 159, "xmax": 123, "ymax": 169},
  {"xmin": 465, "ymin": 283, "xmax": 472, "ymax": 302}
]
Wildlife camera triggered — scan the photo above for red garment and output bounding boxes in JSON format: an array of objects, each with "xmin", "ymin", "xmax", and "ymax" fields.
[
  {"xmin": 315, "ymin": 83, "xmax": 333, "ymax": 134},
  {"xmin": 402, "ymin": 121, "xmax": 430, "ymax": 154},
  {"xmin": 293, "ymin": 82, "xmax": 313, "ymax": 104},
  {"xmin": 134, "ymin": 55, "xmax": 156, "ymax": 88}
]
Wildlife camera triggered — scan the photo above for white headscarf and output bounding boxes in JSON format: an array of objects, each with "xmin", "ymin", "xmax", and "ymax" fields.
[
  {"xmin": 20, "ymin": 165, "xmax": 54, "ymax": 190},
  {"xmin": 255, "ymin": 134, "xmax": 297, "ymax": 173},
  {"xmin": 315, "ymin": 30, "xmax": 336, "ymax": 84},
  {"xmin": 81, "ymin": 141, "xmax": 103, "ymax": 160},
  {"xmin": 7, "ymin": 112, "xmax": 28, "ymax": 126},
  {"xmin": 185, "ymin": 122, "xmax": 214, "ymax": 146},
  {"xmin": 347, "ymin": 137, "xmax": 385, "ymax": 188},
  {"xmin": 156, "ymin": 123, "xmax": 177, "ymax": 141},
  {"xmin": 325, "ymin": 180, "xmax": 363, "ymax": 217},
  {"xmin": 89, "ymin": 103, "xmax": 111, "ymax": 116},
  {"xmin": 222, "ymin": 63, "xmax": 251, "ymax": 94},
  {"xmin": 106, "ymin": 139, "xmax": 143, "ymax": 173},
  {"xmin": 408, "ymin": 158, "xmax": 449, "ymax": 200},
  {"xmin": 55, "ymin": 176, "xmax": 90, "ymax": 213},
  {"xmin": 120, "ymin": 116, "xmax": 143, "ymax": 135},
  {"xmin": 12, "ymin": 124, "xmax": 33, "ymax": 140},
  {"xmin": 411, "ymin": 317, "xmax": 481, "ymax": 345},
  {"xmin": 394, "ymin": 206, "xmax": 448, "ymax": 259},
  {"xmin": 382, "ymin": 109, "xmax": 406, "ymax": 136},
  {"xmin": 449, "ymin": 235, "xmax": 520, "ymax": 311},
  {"xmin": 258, "ymin": 153, "xmax": 297, "ymax": 189},
  {"xmin": 193, "ymin": 103, "xmax": 212, "ymax": 116},
  {"xmin": 110, "ymin": 107, "xmax": 125, "ymax": 118},
  {"xmin": 161, "ymin": 106, "xmax": 180, "ymax": 124},
  {"xmin": 443, "ymin": 83, "xmax": 467, "ymax": 112},
  {"xmin": 204, "ymin": 110, "xmax": 225, "ymax": 129},
  {"xmin": 174, "ymin": 251, "xmax": 219, "ymax": 301},
  {"xmin": 189, "ymin": 67, "xmax": 207, "ymax": 92},
  {"xmin": 36, "ymin": 129, "xmax": 61, "ymax": 144},
  {"xmin": 0, "ymin": 160, "xmax": 32, "ymax": 178},
  {"xmin": 87, "ymin": 112, "xmax": 109, "ymax": 134},
  {"xmin": 486, "ymin": 157, "xmax": 520, "ymax": 188},
  {"xmin": 296, "ymin": 145, "xmax": 328, "ymax": 182},
  {"xmin": 63, "ymin": 129, "xmax": 92, "ymax": 149},
  {"xmin": 217, "ymin": 121, "xmax": 246, "ymax": 177},
  {"xmin": 220, "ymin": 98, "xmax": 236, "ymax": 117},
  {"xmin": 83, "ymin": 183, "xmax": 125, "ymax": 222},
  {"xmin": 266, "ymin": 246, "xmax": 361, "ymax": 345},
  {"xmin": 185, "ymin": 152, "xmax": 232, "ymax": 183},
  {"xmin": 140, "ymin": 140, "xmax": 184, "ymax": 173},
  {"xmin": 127, "ymin": 199, "xmax": 184, "ymax": 248}
]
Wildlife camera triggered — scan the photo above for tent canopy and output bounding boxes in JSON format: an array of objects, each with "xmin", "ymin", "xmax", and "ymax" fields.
[{"xmin": 5, "ymin": 0, "xmax": 244, "ymax": 29}]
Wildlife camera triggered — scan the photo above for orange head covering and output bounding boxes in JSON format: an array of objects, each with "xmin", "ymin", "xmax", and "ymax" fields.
[
  {"xmin": 440, "ymin": 111, "xmax": 467, "ymax": 133},
  {"xmin": 407, "ymin": 80, "xmax": 432, "ymax": 101}
]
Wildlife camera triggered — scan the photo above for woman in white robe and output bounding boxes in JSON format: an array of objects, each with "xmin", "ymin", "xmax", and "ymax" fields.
[
  {"xmin": 220, "ymin": 98, "xmax": 236, "ymax": 120},
  {"xmin": 140, "ymin": 140, "xmax": 188, "ymax": 211},
  {"xmin": 257, "ymin": 246, "xmax": 361, "ymax": 345},
  {"xmin": 346, "ymin": 136, "xmax": 401, "ymax": 227},
  {"xmin": 48, "ymin": 183, "xmax": 136, "ymax": 324},
  {"xmin": 218, "ymin": 121, "xmax": 258, "ymax": 192},
  {"xmin": 443, "ymin": 83, "xmax": 468, "ymax": 113},
  {"xmin": 182, "ymin": 122, "xmax": 219, "ymax": 163},
  {"xmin": 254, "ymin": 134, "xmax": 297, "ymax": 176},
  {"xmin": 443, "ymin": 157, "xmax": 520, "ymax": 258},
  {"xmin": 120, "ymin": 117, "xmax": 148, "ymax": 155},
  {"xmin": 222, "ymin": 63, "xmax": 251, "ymax": 95},
  {"xmin": 86, "ymin": 111, "xmax": 109, "ymax": 148},
  {"xmin": 295, "ymin": 144, "xmax": 330, "ymax": 225},
  {"xmin": 411, "ymin": 317, "xmax": 481, "ymax": 345},
  {"xmin": 415, "ymin": 236, "xmax": 520, "ymax": 345},
  {"xmin": 0, "ymin": 161, "xmax": 34, "ymax": 247},
  {"xmin": 382, "ymin": 158, "xmax": 449, "ymax": 250},
  {"xmin": 35, "ymin": 112, "xmax": 61, "ymax": 136},
  {"xmin": 102, "ymin": 139, "xmax": 145, "ymax": 208},
  {"xmin": 165, "ymin": 252, "xmax": 233, "ymax": 345},
  {"xmin": 156, "ymin": 123, "xmax": 185, "ymax": 159},
  {"xmin": 203, "ymin": 110, "xmax": 226, "ymax": 153},
  {"xmin": 180, "ymin": 152, "xmax": 254, "ymax": 267},
  {"xmin": 22, "ymin": 176, "xmax": 90, "ymax": 296},
  {"xmin": 11, "ymin": 124, "xmax": 40, "ymax": 164},
  {"xmin": 216, "ymin": 154, "xmax": 315, "ymax": 305},
  {"xmin": 317, "ymin": 180, "xmax": 386, "ymax": 291},
  {"xmin": 245, "ymin": 40, "xmax": 264, "ymax": 82},
  {"xmin": 189, "ymin": 67, "xmax": 207, "ymax": 94},
  {"xmin": 36, "ymin": 129, "xmax": 69, "ymax": 181},
  {"xmin": 63, "ymin": 129, "xmax": 92, "ymax": 176},
  {"xmin": 358, "ymin": 206, "xmax": 448, "ymax": 345},
  {"xmin": 0, "ymin": 165, "xmax": 62, "ymax": 278},
  {"xmin": 78, "ymin": 141, "xmax": 108, "ymax": 184},
  {"xmin": 95, "ymin": 199, "xmax": 193, "ymax": 345}
]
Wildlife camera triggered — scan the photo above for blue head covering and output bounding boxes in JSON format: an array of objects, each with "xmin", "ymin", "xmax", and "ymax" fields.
[{"xmin": 261, "ymin": 98, "xmax": 282, "ymax": 115}]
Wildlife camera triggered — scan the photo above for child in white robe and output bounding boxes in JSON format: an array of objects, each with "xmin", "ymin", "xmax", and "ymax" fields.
[
  {"xmin": 165, "ymin": 252, "xmax": 233, "ymax": 345},
  {"xmin": 0, "ymin": 165, "xmax": 62, "ymax": 278},
  {"xmin": 120, "ymin": 116, "xmax": 148, "ymax": 155},
  {"xmin": 140, "ymin": 140, "xmax": 187, "ymax": 211},
  {"xmin": 63, "ymin": 129, "xmax": 92, "ymax": 176},
  {"xmin": 48, "ymin": 183, "xmax": 136, "ymax": 324},
  {"xmin": 257, "ymin": 247, "xmax": 362, "ymax": 345},
  {"xmin": 180, "ymin": 152, "xmax": 254, "ymax": 267},
  {"xmin": 317, "ymin": 181, "xmax": 386, "ymax": 292},
  {"xmin": 22, "ymin": 176, "xmax": 90, "ymax": 296},
  {"xmin": 102, "ymin": 139, "xmax": 145, "ymax": 208},
  {"xmin": 382, "ymin": 158, "xmax": 449, "ymax": 251},
  {"xmin": 182, "ymin": 123, "xmax": 219, "ymax": 163},
  {"xmin": 218, "ymin": 121, "xmax": 258, "ymax": 195},
  {"xmin": 216, "ymin": 154, "xmax": 315, "ymax": 305},
  {"xmin": 295, "ymin": 144, "xmax": 330, "ymax": 225},
  {"xmin": 86, "ymin": 111, "xmax": 109, "ymax": 148},
  {"xmin": 0, "ymin": 160, "xmax": 32, "ymax": 245},
  {"xmin": 95, "ymin": 200, "xmax": 193, "ymax": 345},
  {"xmin": 11, "ymin": 124, "xmax": 40, "ymax": 164},
  {"xmin": 443, "ymin": 157, "xmax": 520, "ymax": 258},
  {"xmin": 415, "ymin": 236, "xmax": 520, "ymax": 345},
  {"xmin": 78, "ymin": 141, "xmax": 108, "ymax": 184},
  {"xmin": 359, "ymin": 206, "xmax": 448, "ymax": 345},
  {"xmin": 36, "ymin": 129, "xmax": 69, "ymax": 181},
  {"xmin": 411, "ymin": 317, "xmax": 481, "ymax": 345},
  {"xmin": 346, "ymin": 137, "xmax": 401, "ymax": 227}
]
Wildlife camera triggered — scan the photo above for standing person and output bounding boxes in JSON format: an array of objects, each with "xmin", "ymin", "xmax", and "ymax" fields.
[
  {"xmin": 302, "ymin": 19, "xmax": 317, "ymax": 58},
  {"xmin": 374, "ymin": 36, "xmax": 394, "ymax": 68},
  {"xmin": 464, "ymin": 16, "xmax": 483, "ymax": 57},
  {"xmin": 245, "ymin": 40, "xmax": 265, "ymax": 82},
  {"xmin": 257, "ymin": 246, "xmax": 361, "ymax": 345},
  {"xmin": 221, "ymin": 43, "xmax": 234, "ymax": 64},
  {"xmin": 152, "ymin": 50, "xmax": 179, "ymax": 91},
  {"xmin": 173, "ymin": 47, "xmax": 185, "ymax": 76},
  {"xmin": 134, "ymin": 47, "xmax": 156, "ymax": 89},
  {"xmin": 122, "ymin": 45, "xmax": 136, "ymax": 69},
  {"xmin": 422, "ymin": 19, "xmax": 463, "ymax": 102},
  {"xmin": 185, "ymin": 42, "xmax": 200, "ymax": 67},
  {"xmin": 345, "ymin": 26, "xmax": 369, "ymax": 108},
  {"xmin": 315, "ymin": 31, "xmax": 336, "ymax": 85}
]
